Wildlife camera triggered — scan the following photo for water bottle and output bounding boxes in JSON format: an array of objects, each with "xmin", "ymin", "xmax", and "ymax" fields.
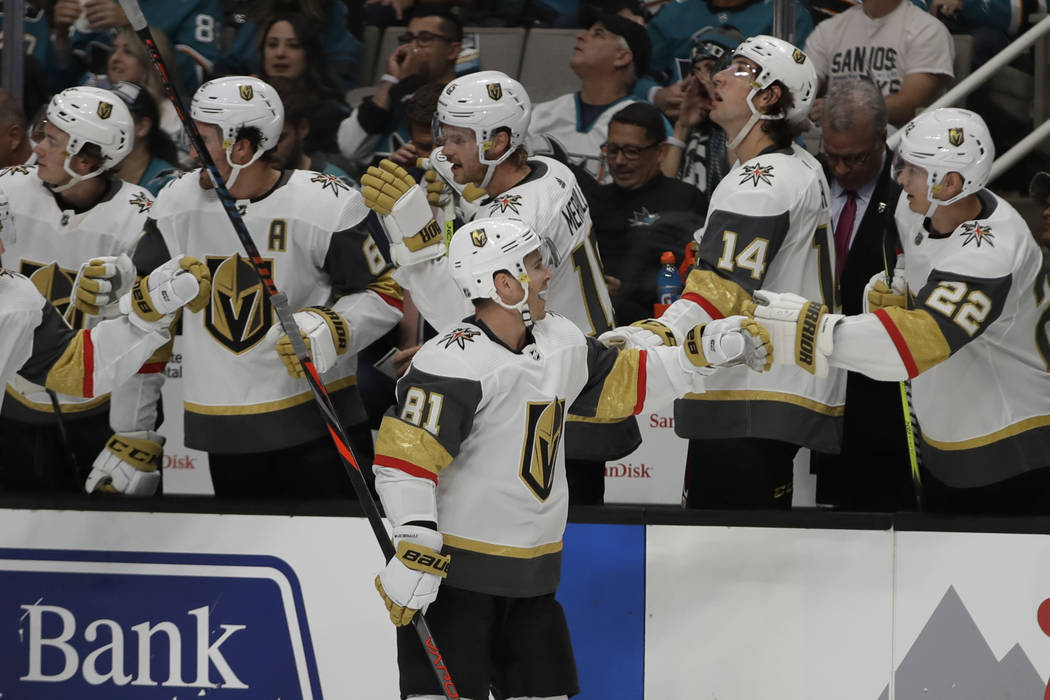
[{"xmin": 655, "ymin": 251, "xmax": 683, "ymax": 313}]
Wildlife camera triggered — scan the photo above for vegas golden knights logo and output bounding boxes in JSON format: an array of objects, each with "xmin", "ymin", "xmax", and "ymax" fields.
[
  {"xmin": 486, "ymin": 83, "xmax": 502, "ymax": 100},
  {"xmin": 471, "ymin": 227, "xmax": 487, "ymax": 247},
  {"xmin": 948, "ymin": 128, "xmax": 964, "ymax": 146},
  {"xmin": 792, "ymin": 49, "xmax": 806, "ymax": 64},
  {"xmin": 97, "ymin": 101, "xmax": 112, "ymax": 119},
  {"xmin": 519, "ymin": 398, "xmax": 565, "ymax": 501},
  {"xmin": 21, "ymin": 260, "xmax": 81, "ymax": 327},
  {"xmin": 204, "ymin": 254, "xmax": 273, "ymax": 354},
  {"xmin": 239, "ymin": 84, "xmax": 254, "ymax": 101}
]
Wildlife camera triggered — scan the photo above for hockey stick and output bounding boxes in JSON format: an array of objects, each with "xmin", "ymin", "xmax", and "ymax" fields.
[
  {"xmin": 45, "ymin": 388, "xmax": 82, "ymax": 487},
  {"xmin": 117, "ymin": 3, "xmax": 460, "ymax": 696}
]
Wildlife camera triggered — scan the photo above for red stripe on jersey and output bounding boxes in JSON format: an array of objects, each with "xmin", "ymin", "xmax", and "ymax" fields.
[
  {"xmin": 374, "ymin": 454, "xmax": 438, "ymax": 483},
  {"xmin": 139, "ymin": 362, "xmax": 167, "ymax": 374},
  {"xmin": 681, "ymin": 292, "xmax": 724, "ymax": 320},
  {"xmin": 82, "ymin": 330, "xmax": 95, "ymax": 397},
  {"xmin": 634, "ymin": 349, "xmax": 648, "ymax": 415},
  {"xmin": 874, "ymin": 309, "xmax": 919, "ymax": 379},
  {"xmin": 376, "ymin": 291, "xmax": 404, "ymax": 312}
]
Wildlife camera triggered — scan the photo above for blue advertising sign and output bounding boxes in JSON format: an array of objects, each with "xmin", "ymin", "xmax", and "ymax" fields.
[{"xmin": 0, "ymin": 548, "xmax": 322, "ymax": 699}]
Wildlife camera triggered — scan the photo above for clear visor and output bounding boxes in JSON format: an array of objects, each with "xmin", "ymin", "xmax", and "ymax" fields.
[
  {"xmin": 537, "ymin": 237, "xmax": 560, "ymax": 269},
  {"xmin": 431, "ymin": 117, "xmax": 481, "ymax": 149},
  {"xmin": 891, "ymin": 153, "xmax": 928, "ymax": 183}
]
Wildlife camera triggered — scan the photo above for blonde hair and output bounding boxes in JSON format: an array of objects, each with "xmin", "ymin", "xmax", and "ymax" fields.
[{"xmin": 112, "ymin": 26, "xmax": 183, "ymax": 106}]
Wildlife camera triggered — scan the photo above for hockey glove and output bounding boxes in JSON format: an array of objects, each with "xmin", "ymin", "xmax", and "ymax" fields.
[
  {"xmin": 272, "ymin": 306, "xmax": 351, "ymax": 379},
  {"xmin": 682, "ymin": 316, "xmax": 773, "ymax": 372},
  {"xmin": 85, "ymin": 431, "xmax": 164, "ymax": 496},
  {"xmin": 119, "ymin": 255, "xmax": 211, "ymax": 331},
  {"xmin": 598, "ymin": 319, "xmax": 678, "ymax": 349},
  {"xmin": 362, "ymin": 159, "xmax": 445, "ymax": 266},
  {"xmin": 749, "ymin": 290, "xmax": 843, "ymax": 377},
  {"xmin": 72, "ymin": 253, "xmax": 136, "ymax": 317},
  {"xmin": 862, "ymin": 270, "xmax": 908, "ymax": 313},
  {"xmin": 375, "ymin": 525, "xmax": 450, "ymax": 626},
  {"xmin": 419, "ymin": 147, "xmax": 488, "ymax": 219}
]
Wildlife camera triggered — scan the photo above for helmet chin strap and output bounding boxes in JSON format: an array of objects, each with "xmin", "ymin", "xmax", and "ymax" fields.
[
  {"xmin": 220, "ymin": 145, "xmax": 265, "ymax": 191},
  {"xmin": 726, "ymin": 87, "xmax": 783, "ymax": 151},
  {"xmin": 50, "ymin": 155, "xmax": 105, "ymax": 193},
  {"xmin": 477, "ymin": 138, "xmax": 516, "ymax": 190},
  {"xmin": 490, "ymin": 274, "xmax": 534, "ymax": 328}
]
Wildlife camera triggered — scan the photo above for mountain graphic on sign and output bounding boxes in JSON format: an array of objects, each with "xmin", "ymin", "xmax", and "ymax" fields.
[{"xmin": 877, "ymin": 586, "xmax": 1045, "ymax": 700}]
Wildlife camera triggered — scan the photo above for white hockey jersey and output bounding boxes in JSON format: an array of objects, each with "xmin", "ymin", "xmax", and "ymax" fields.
[
  {"xmin": 373, "ymin": 312, "xmax": 699, "ymax": 597},
  {"xmin": 868, "ymin": 189, "xmax": 1050, "ymax": 486},
  {"xmin": 0, "ymin": 167, "xmax": 153, "ymax": 421},
  {"xmin": 399, "ymin": 155, "xmax": 615, "ymax": 337},
  {"xmin": 134, "ymin": 169, "xmax": 403, "ymax": 453},
  {"xmin": 673, "ymin": 143, "xmax": 847, "ymax": 452},
  {"xmin": 0, "ymin": 269, "xmax": 172, "ymax": 414}
]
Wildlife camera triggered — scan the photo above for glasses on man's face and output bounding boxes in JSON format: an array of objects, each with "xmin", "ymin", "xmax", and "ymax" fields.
[
  {"xmin": 822, "ymin": 141, "xmax": 877, "ymax": 169},
  {"xmin": 397, "ymin": 30, "xmax": 454, "ymax": 45},
  {"xmin": 601, "ymin": 141, "xmax": 660, "ymax": 161}
]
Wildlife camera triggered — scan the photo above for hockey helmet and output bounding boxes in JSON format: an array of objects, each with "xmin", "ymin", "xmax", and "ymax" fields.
[
  {"xmin": 45, "ymin": 86, "xmax": 134, "ymax": 191},
  {"xmin": 434, "ymin": 70, "xmax": 531, "ymax": 188},
  {"xmin": 893, "ymin": 107, "xmax": 994, "ymax": 214},
  {"xmin": 448, "ymin": 217, "xmax": 552, "ymax": 325},
  {"xmin": 191, "ymin": 76, "xmax": 284, "ymax": 188}
]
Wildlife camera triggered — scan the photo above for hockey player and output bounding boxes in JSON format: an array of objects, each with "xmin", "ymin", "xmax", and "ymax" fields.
[
  {"xmin": 362, "ymin": 69, "xmax": 625, "ymax": 504},
  {"xmin": 750, "ymin": 108, "xmax": 1050, "ymax": 514},
  {"xmin": 131, "ymin": 76, "xmax": 404, "ymax": 498},
  {"xmin": 0, "ymin": 85, "xmax": 159, "ymax": 491},
  {"xmin": 603, "ymin": 35, "xmax": 843, "ymax": 509},
  {"xmin": 371, "ymin": 217, "xmax": 770, "ymax": 700}
]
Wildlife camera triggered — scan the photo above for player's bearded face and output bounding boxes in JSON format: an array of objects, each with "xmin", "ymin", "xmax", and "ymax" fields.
[{"xmin": 437, "ymin": 124, "xmax": 483, "ymax": 185}]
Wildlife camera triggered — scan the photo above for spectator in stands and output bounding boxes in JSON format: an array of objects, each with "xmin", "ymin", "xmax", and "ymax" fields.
[
  {"xmin": 109, "ymin": 81, "xmax": 182, "ymax": 196},
  {"xmin": 215, "ymin": 0, "xmax": 362, "ymax": 93},
  {"xmin": 257, "ymin": 13, "xmax": 349, "ymax": 156},
  {"xmin": 807, "ymin": 79, "xmax": 913, "ymax": 511},
  {"xmin": 387, "ymin": 80, "xmax": 444, "ymax": 168},
  {"xmin": 805, "ymin": 0, "xmax": 954, "ymax": 128},
  {"xmin": 272, "ymin": 78, "xmax": 357, "ymax": 186},
  {"xmin": 661, "ymin": 26, "xmax": 741, "ymax": 200},
  {"xmin": 644, "ymin": 0, "xmax": 813, "ymax": 116},
  {"xmin": 53, "ymin": 0, "xmax": 222, "ymax": 90},
  {"xmin": 593, "ymin": 103, "xmax": 707, "ymax": 323},
  {"xmin": 337, "ymin": 5, "xmax": 462, "ymax": 169},
  {"xmin": 527, "ymin": 9, "xmax": 652, "ymax": 184},
  {"xmin": 0, "ymin": 90, "xmax": 33, "ymax": 167},
  {"xmin": 0, "ymin": 3, "xmax": 65, "ymax": 101}
]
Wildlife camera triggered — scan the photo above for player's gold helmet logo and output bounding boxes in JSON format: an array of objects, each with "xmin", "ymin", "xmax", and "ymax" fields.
[
  {"xmin": 204, "ymin": 254, "xmax": 273, "ymax": 354},
  {"xmin": 471, "ymin": 228, "xmax": 488, "ymax": 247},
  {"xmin": 519, "ymin": 398, "xmax": 565, "ymax": 501},
  {"xmin": 239, "ymin": 84, "xmax": 254, "ymax": 101},
  {"xmin": 948, "ymin": 128, "xmax": 964, "ymax": 146},
  {"xmin": 792, "ymin": 49, "xmax": 806, "ymax": 64},
  {"xmin": 97, "ymin": 101, "xmax": 112, "ymax": 119},
  {"xmin": 487, "ymin": 83, "xmax": 502, "ymax": 101}
]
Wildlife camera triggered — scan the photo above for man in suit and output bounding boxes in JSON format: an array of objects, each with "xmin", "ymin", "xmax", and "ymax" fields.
[{"xmin": 810, "ymin": 79, "xmax": 915, "ymax": 511}]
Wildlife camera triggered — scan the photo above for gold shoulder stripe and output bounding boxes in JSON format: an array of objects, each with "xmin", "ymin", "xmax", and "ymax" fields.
[
  {"xmin": 366, "ymin": 268, "xmax": 404, "ymax": 302},
  {"xmin": 44, "ymin": 330, "xmax": 92, "ymax": 397},
  {"xmin": 442, "ymin": 533, "xmax": 563, "ymax": 559},
  {"xmin": 683, "ymin": 389, "xmax": 845, "ymax": 416},
  {"xmin": 923, "ymin": 414, "xmax": 1050, "ymax": 451},
  {"xmin": 879, "ymin": 307, "xmax": 952, "ymax": 375},
  {"xmin": 683, "ymin": 269, "xmax": 754, "ymax": 318},
  {"xmin": 375, "ymin": 415, "xmax": 454, "ymax": 477},
  {"xmin": 589, "ymin": 348, "xmax": 643, "ymax": 421}
]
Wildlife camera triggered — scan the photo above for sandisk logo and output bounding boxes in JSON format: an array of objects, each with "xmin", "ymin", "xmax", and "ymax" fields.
[{"xmin": 798, "ymin": 303, "xmax": 821, "ymax": 368}]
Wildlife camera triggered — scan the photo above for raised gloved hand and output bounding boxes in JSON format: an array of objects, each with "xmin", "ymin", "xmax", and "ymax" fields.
[
  {"xmin": 270, "ymin": 306, "xmax": 350, "ymax": 379},
  {"xmin": 598, "ymin": 319, "xmax": 679, "ymax": 349},
  {"xmin": 748, "ymin": 290, "xmax": 843, "ymax": 377},
  {"xmin": 419, "ymin": 147, "xmax": 488, "ymax": 220},
  {"xmin": 85, "ymin": 431, "xmax": 165, "ymax": 496},
  {"xmin": 682, "ymin": 315, "xmax": 773, "ymax": 372},
  {"xmin": 375, "ymin": 524, "xmax": 450, "ymax": 626},
  {"xmin": 119, "ymin": 255, "xmax": 211, "ymax": 330},
  {"xmin": 72, "ymin": 253, "xmax": 136, "ymax": 317},
  {"xmin": 862, "ymin": 268, "xmax": 908, "ymax": 313},
  {"xmin": 361, "ymin": 159, "xmax": 445, "ymax": 266}
]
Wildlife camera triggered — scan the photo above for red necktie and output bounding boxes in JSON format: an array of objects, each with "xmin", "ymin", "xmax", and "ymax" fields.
[{"xmin": 835, "ymin": 190, "xmax": 857, "ymax": 280}]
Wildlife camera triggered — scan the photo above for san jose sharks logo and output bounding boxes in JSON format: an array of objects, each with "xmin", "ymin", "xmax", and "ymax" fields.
[
  {"xmin": 629, "ymin": 207, "xmax": 660, "ymax": 227},
  {"xmin": 310, "ymin": 172, "xmax": 351, "ymax": 197},
  {"xmin": 439, "ymin": 327, "xmax": 481, "ymax": 349},
  {"xmin": 128, "ymin": 191, "xmax": 153, "ymax": 213},
  {"xmin": 961, "ymin": 222, "xmax": 994, "ymax": 248},
  {"xmin": 740, "ymin": 162, "xmax": 774, "ymax": 187},
  {"xmin": 488, "ymin": 193, "xmax": 523, "ymax": 215}
]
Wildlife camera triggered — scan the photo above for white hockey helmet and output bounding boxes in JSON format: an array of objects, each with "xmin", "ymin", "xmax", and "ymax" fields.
[
  {"xmin": 725, "ymin": 34, "xmax": 817, "ymax": 148},
  {"xmin": 190, "ymin": 76, "xmax": 284, "ymax": 188},
  {"xmin": 449, "ymin": 217, "xmax": 549, "ymax": 325},
  {"xmin": 893, "ymin": 107, "xmax": 994, "ymax": 215},
  {"xmin": 435, "ymin": 70, "xmax": 531, "ymax": 188},
  {"xmin": 45, "ymin": 86, "xmax": 134, "ymax": 191}
]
